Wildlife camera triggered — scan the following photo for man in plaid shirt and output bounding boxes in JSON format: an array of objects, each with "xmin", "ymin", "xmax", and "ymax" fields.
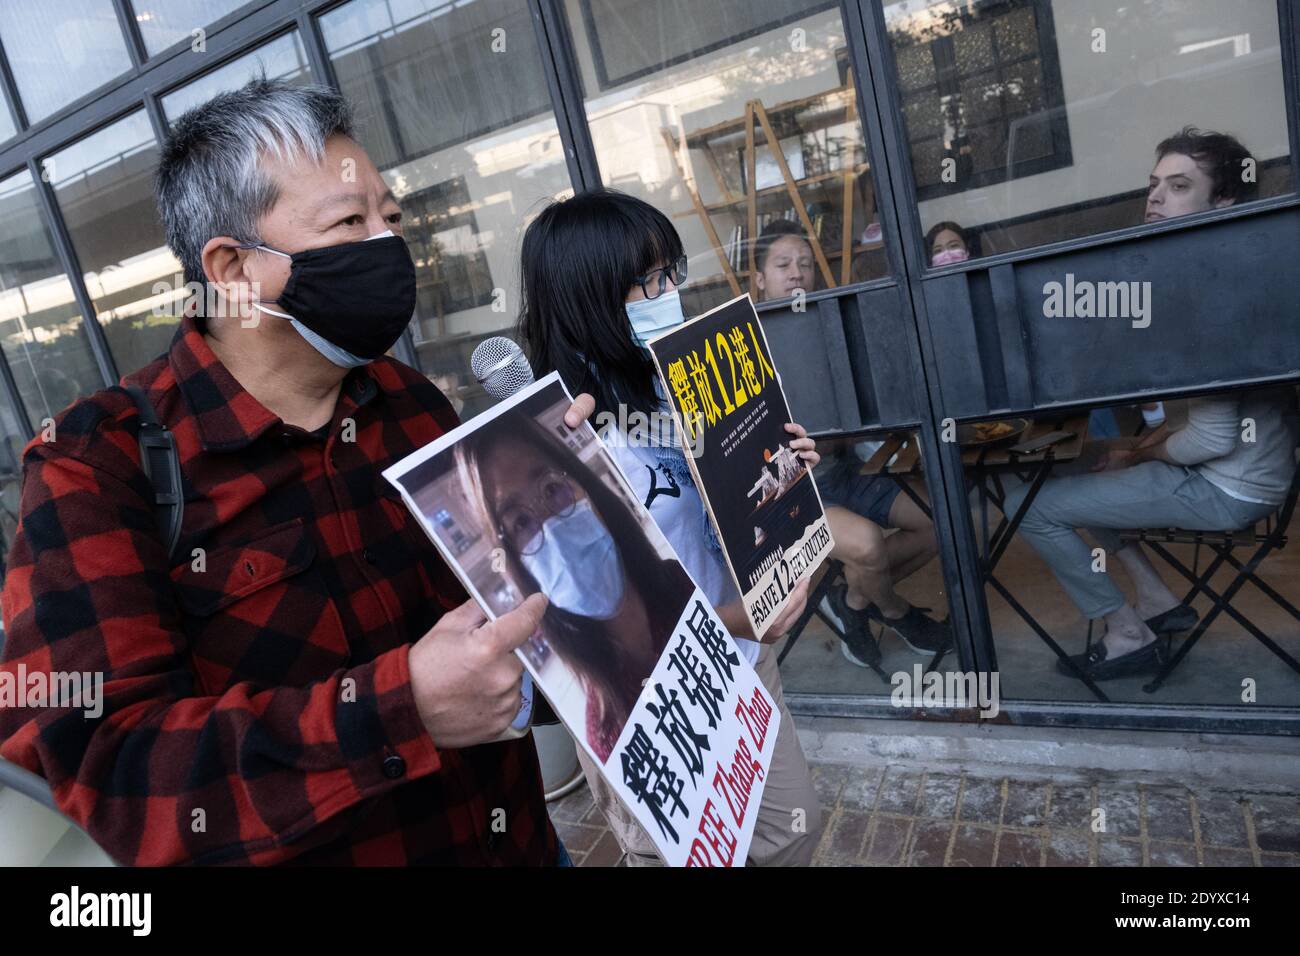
[{"xmin": 0, "ymin": 79, "xmax": 573, "ymax": 865}]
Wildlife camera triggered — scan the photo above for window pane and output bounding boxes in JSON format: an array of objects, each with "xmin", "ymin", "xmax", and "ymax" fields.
[
  {"xmin": 130, "ymin": 0, "xmax": 248, "ymax": 57},
  {"xmin": 0, "ymin": 381, "xmax": 26, "ymax": 582},
  {"xmin": 0, "ymin": 171, "xmax": 103, "ymax": 430},
  {"xmin": 564, "ymin": 0, "xmax": 890, "ymax": 315},
  {"xmin": 321, "ymin": 0, "xmax": 574, "ymax": 420},
  {"xmin": 777, "ymin": 429, "xmax": 958, "ymax": 699},
  {"xmin": 0, "ymin": 94, "xmax": 15, "ymax": 144},
  {"xmin": 46, "ymin": 112, "xmax": 182, "ymax": 377},
  {"xmin": 0, "ymin": 0, "xmax": 132, "ymax": 122},
  {"xmin": 161, "ymin": 32, "xmax": 313, "ymax": 122},
  {"xmin": 974, "ymin": 388, "xmax": 1300, "ymax": 709},
  {"xmin": 885, "ymin": 0, "xmax": 1293, "ymax": 263}
]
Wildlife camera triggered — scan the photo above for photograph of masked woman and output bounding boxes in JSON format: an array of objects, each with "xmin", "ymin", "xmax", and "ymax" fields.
[{"xmin": 453, "ymin": 397, "xmax": 694, "ymax": 764}]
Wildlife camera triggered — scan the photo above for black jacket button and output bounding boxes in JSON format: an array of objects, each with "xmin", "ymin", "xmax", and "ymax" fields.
[{"xmin": 382, "ymin": 755, "xmax": 406, "ymax": 779}]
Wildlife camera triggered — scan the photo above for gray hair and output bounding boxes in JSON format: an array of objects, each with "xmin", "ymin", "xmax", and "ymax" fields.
[{"xmin": 155, "ymin": 77, "xmax": 355, "ymax": 291}]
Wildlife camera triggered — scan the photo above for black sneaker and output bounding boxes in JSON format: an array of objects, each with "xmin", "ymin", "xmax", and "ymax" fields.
[
  {"xmin": 878, "ymin": 605, "xmax": 953, "ymax": 655},
  {"xmin": 1056, "ymin": 638, "xmax": 1165, "ymax": 681},
  {"xmin": 826, "ymin": 581, "xmax": 881, "ymax": 668}
]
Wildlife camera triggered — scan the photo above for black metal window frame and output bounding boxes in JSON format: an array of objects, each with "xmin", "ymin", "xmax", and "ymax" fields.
[{"xmin": 0, "ymin": 0, "xmax": 1295, "ymax": 734}]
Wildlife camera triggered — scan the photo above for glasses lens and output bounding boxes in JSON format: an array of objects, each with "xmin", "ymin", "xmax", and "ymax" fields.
[
  {"xmin": 673, "ymin": 255, "xmax": 688, "ymax": 285},
  {"xmin": 541, "ymin": 475, "xmax": 576, "ymax": 517},
  {"xmin": 507, "ymin": 510, "xmax": 544, "ymax": 555}
]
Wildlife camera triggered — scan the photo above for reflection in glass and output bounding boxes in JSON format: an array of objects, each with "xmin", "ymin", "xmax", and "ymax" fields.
[
  {"xmin": 321, "ymin": 0, "xmax": 573, "ymax": 420},
  {"xmin": 161, "ymin": 32, "xmax": 312, "ymax": 122},
  {"xmin": 885, "ymin": 0, "xmax": 1294, "ymax": 262},
  {"xmin": 130, "ymin": 0, "xmax": 247, "ymax": 56},
  {"xmin": 0, "ymin": 172, "xmax": 103, "ymax": 430},
  {"xmin": 564, "ymin": 0, "xmax": 889, "ymax": 315},
  {"xmin": 0, "ymin": 0, "xmax": 132, "ymax": 122},
  {"xmin": 47, "ymin": 112, "xmax": 182, "ymax": 378}
]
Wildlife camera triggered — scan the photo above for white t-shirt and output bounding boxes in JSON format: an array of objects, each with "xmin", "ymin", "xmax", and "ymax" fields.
[{"xmin": 608, "ymin": 439, "xmax": 761, "ymax": 665}]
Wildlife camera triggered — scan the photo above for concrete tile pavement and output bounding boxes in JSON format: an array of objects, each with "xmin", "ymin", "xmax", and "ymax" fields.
[{"xmin": 549, "ymin": 760, "xmax": 1300, "ymax": 867}]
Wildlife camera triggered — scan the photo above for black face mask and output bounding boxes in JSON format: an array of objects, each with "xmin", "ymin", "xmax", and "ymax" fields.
[{"xmin": 245, "ymin": 232, "xmax": 417, "ymax": 361}]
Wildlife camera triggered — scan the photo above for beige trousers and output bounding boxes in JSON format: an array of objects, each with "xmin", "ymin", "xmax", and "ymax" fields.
[{"xmin": 573, "ymin": 641, "xmax": 823, "ymax": 866}]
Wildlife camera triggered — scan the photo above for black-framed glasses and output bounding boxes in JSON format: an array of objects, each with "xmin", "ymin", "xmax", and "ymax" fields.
[
  {"xmin": 634, "ymin": 255, "xmax": 688, "ymax": 300},
  {"xmin": 497, "ymin": 470, "xmax": 578, "ymax": 555}
]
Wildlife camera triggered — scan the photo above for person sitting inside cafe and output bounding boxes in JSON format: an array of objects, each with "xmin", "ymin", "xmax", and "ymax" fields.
[
  {"xmin": 754, "ymin": 222, "xmax": 951, "ymax": 660},
  {"xmin": 754, "ymin": 220, "xmax": 817, "ymax": 302},
  {"xmin": 1001, "ymin": 123, "xmax": 1290, "ymax": 682}
]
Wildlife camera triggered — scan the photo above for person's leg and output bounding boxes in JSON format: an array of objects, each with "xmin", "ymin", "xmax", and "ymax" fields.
[
  {"xmin": 574, "ymin": 745, "xmax": 663, "ymax": 866},
  {"xmin": 1113, "ymin": 542, "xmax": 1183, "ymax": 619},
  {"xmin": 741, "ymin": 642, "xmax": 824, "ymax": 866},
  {"xmin": 882, "ymin": 484, "xmax": 938, "ymax": 583},
  {"xmin": 1003, "ymin": 461, "xmax": 1249, "ymax": 657},
  {"xmin": 827, "ymin": 506, "xmax": 908, "ymax": 618}
]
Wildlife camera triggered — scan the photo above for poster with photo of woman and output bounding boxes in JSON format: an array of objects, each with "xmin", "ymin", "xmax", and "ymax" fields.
[{"xmin": 382, "ymin": 372, "xmax": 780, "ymax": 866}]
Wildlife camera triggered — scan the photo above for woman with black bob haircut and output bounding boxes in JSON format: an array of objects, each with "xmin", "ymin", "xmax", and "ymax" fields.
[{"xmin": 516, "ymin": 188, "xmax": 824, "ymax": 866}]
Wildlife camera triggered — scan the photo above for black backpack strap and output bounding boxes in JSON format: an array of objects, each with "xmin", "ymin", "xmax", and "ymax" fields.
[{"xmin": 122, "ymin": 385, "xmax": 183, "ymax": 562}]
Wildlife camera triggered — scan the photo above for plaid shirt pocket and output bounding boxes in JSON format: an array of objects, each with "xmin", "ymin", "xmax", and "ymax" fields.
[{"xmin": 170, "ymin": 516, "xmax": 351, "ymax": 694}]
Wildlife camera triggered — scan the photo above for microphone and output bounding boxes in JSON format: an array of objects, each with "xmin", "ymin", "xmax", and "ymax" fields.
[{"xmin": 471, "ymin": 336, "xmax": 535, "ymax": 400}]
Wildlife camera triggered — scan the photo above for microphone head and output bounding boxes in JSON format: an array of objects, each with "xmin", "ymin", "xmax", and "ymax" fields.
[{"xmin": 471, "ymin": 335, "xmax": 535, "ymax": 400}]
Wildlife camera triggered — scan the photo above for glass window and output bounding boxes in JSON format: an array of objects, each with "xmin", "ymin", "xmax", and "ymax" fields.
[
  {"xmin": 0, "ymin": 0, "xmax": 132, "ymax": 122},
  {"xmin": 885, "ymin": 0, "xmax": 1293, "ymax": 263},
  {"xmin": 320, "ymin": 0, "xmax": 575, "ymax": 420},
  {"xmin": 0, "ymin": 171, "xmax": 103, "ymax": 430},
  {"xmin": 776, "ymin": 429, "xmax": 959, "ymax": 698},
  {"xmin": 0, "ymin": 94, "xmax": 16, "ymax": 144},
  {"xmin": 971, "ymin": 387, "xmax": 1300, "ymax": 708},
  {"xmin": 161, "ymin": 32, "xmax": 313, "ymax": 122},
  {"xmin": 0, "ymin": 384, "xmax": 26, "ymax": 582},
  {"xmin": 563, "ymin": 0, "xmax": 890, "ymax": 315},
  {"xmin": 130, "ymin": 0, "xmax": 248, "ymax": 57},
  {"xmin": 46, "ymin": 112, "xmax": 181, "ymax": 377}
]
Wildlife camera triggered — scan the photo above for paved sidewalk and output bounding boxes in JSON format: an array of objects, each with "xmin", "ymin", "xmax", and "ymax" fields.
[{"xmin": 550, "ymin": 760, "xmax": 1300, "ymax": 867}]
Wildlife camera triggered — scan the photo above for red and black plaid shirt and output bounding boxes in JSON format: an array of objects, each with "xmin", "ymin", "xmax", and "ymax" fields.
[{"xmin": 0, "ymin": 313, "xmax": 558, "ymax": 866}]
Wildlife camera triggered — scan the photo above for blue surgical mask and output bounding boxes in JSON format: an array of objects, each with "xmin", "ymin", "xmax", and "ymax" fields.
[
  {"xmin": 626, "ymin": 289, "xmax": 685, "ymax": 349},
  {"xmin": 520, "ymin": 498, "xmax": 626, "ymax": 619}
]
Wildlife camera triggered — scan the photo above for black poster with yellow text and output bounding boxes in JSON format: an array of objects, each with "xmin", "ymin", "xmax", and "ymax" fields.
[{"xmin": 647, "ymin": 294, "xmax": 833, "ymax": 640}]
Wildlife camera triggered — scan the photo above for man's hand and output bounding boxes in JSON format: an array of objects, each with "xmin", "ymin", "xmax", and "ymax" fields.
[
  {"xmin": 759, "ymin": 578, "xmax": 810, "ymax": 644},
  {"xmin": 408, "ymin": 593, "xmax": 548, "ymax": 749},
  {"xmin": 1091, "ymin": 448, "xmax": 1133, "ymax": 472},
  {"xmin": 785, "ymin": 422, "xmax": 819, "ymax": 468},
  {"xmin": 564, "ymin": 393, "xmax": 597, "ymax": 429}
]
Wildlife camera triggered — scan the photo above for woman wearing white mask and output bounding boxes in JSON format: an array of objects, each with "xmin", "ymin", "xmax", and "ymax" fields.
[{"xmin": 517, "ymin": 188, "xmax": 823, "ymax": 866}]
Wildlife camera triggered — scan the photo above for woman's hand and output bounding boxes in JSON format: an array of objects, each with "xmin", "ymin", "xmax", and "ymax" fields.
[
  {"xmin": 785, "ymin": 422, "xmax": 819, "ymax": 468},
  {"xmin": 563, "ymin": 393, "xmax": 597, "ymax": 429}
]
